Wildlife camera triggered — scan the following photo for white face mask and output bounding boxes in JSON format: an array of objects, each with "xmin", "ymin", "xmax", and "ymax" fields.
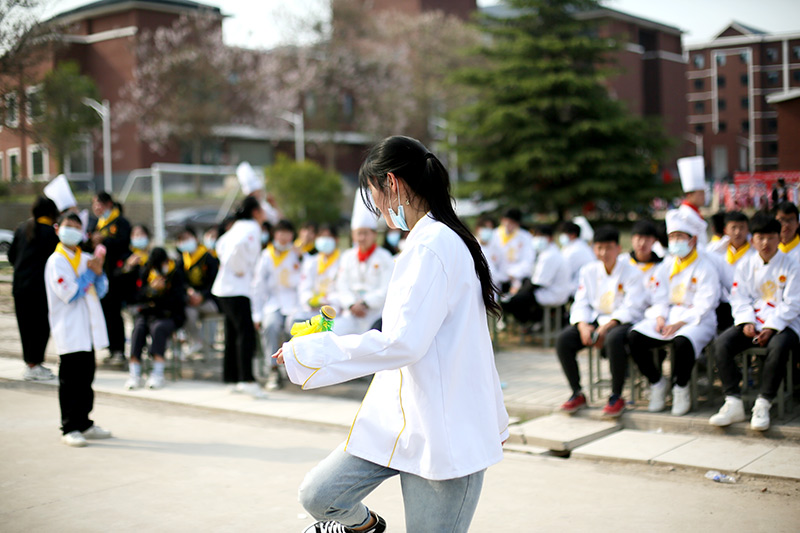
[
  {"xmin": 558, "ymin": 234, "xmax": 570, "ymax": 247},
  {"xmin": 315, "ymin": 236, "xmax": 336, "ymax": 255},
  {"xmin": 668, "ymin": 240, "xmax": 693, "ymax": 258},
  {"xmin": 203, "ymin": 236, "xmax": 216, "ymax": 250},
  {"xmin": 531, "ymin": 236, "xmax": 548, "ymax": 252},
  {"xmin": 58, "ymin": 225, "xmax": 83, "ymax": 246},
  {"xmin": 478, "ymin": 227, "xmax": 494, "ymax": 243}
]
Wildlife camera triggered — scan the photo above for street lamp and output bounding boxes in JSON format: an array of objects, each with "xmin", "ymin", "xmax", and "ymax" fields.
[
  {"xmin": 82, "ymin": 97, "xmax": 112, "ymax": 192},
  {"xmin": 280, "ymin": 111, "xmax": 305, "ymax": 163}
]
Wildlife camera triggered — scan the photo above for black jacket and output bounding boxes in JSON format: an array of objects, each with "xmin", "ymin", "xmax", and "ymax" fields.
[
  {"xmin": 9, "ymin": 220, "xmax": 59, "ymax": 298},
  {"xmin": 133, "ymin": 263, "xmax": 187, "ymax": 328},
  {"xmin": 178, "ymin": 249, "xmax": 219, "ymax": 301}
]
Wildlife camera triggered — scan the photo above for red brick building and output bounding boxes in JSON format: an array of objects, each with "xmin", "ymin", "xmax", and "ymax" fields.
[
  {"xmin": 685, "ymin": 22, "xmax": 800, "ymax": 180},
  {"xmin": 766, "ymin": 88, "xmax": 800, "ymax": 171}
]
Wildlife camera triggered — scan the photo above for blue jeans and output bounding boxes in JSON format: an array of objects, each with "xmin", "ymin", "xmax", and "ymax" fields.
[{"xmin": 299, "ymin": 444, "xmax": 485, "ymax": 532}]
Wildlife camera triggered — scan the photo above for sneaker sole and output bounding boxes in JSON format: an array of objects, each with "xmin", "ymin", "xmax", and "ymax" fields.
[
  {"xmin": 62, "ymin": 439, "xmax": 88, "ymax": 447},
  {"xmin": 559, "ymin": 405, "xmax": 585, "ymax": 414}
]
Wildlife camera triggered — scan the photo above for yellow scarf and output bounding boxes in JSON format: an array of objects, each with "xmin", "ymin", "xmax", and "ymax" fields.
[
  {"xmin": 131, "ymin": 248, "xmax": 149, "ymax": 265},
  {"xmin": 726, "ymin": 242, "xmax": 750, "ymax": 265},
  {"xmin": 317, "ymin": 249, "xmax": 340, "ymax": 275},
  {"xmin": 630, "ymin": 257, "xmax": 655, "ymax": 272},
  {"xmin": 267, "ymin": 244, "xmax": 290, "ymax": 267},
  {"xmin": 498, "ymin": 226, "xmax": 516, "ymax": 245},
  {"xmin": 779, "ymin": 235, "xmax": 799, "ymax": 254},
  {"xmin": 36, "ymin": 216, "xmax": 53, "ymax": 226},
  {"xmin": 56, "ymin": 243, "xmax": 81, "ymax": 274},
  {"xmin": 182, "ymin": 245, "xmax": 208, "ymax": 271},
  {"xmin": 294, "ymin": 238, "xmax": 315, "ymax": 254},
  {"xmin": 97, "ymin": 207, "xmax": 120, "ymax": 231},
  {"xmin": 147, "ymin": 259, "xmax": 176, "ymax": 285},
  {"xmin": 711, "ymin": 235, "xmax": 721, "ymax": 242},
  {"xmin": 670, "ymin": 248, "xmax": 698, "ymax": 280}
]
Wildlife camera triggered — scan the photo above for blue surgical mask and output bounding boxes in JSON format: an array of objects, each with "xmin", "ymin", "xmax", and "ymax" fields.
[
  {"xmin": 315, "ymin": 236, "xmax": 336, "ymax": 255},
  {"xmin": 668, "ymin": 240, "xmax": 692, "ymax": 258},
  {"xmin": 131, "ymin": 236, "xmax": 149, "ymax": 250},
  {"xmin": 58, "ymin": 226, "xmax": 83, "ymax": 246},
  {"xmin": 558, "ymin": 234, "xmax": 569, "ymax": 247},
  {"xmin": 273, "ymin": 241, "xmax": 290, "ymax": 252},
  {"xmin": 531, "ymin": 236, "xmax": 548, "ymax": 252},
  {"xmin": 386, "ymin": 231, "xmax": 401, "ymax": 247},
  {"xmin": 388, "ymin": 187, "xmax": 410, "ymax": 232},
  {"xmin": 177, "ymin": 238, "xmax": 197, "ymax": 254},
  {"xmin": 203, "ymin": 237, "xmax": 216, "ymax": 250},
  {"xmin": 261, "ymin": 232, "xmax": 270, "ymax": 245},
  {"xmin": 478, "ymin": 227, "xmax": 494, "ymax": 243},
  {"xmin": 103, "ymin": 208, "xmax": 112, "ymax": 219}
]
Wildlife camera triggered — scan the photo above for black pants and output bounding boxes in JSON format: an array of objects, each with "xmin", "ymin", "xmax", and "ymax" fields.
[
  {"xmin": 130, "ymin": 316, "xmax": 176, "ymax": 360},
  {"xmin": 556, "ymin": 322, "xmax": 632, "ymax": 397},
  {"xmin": 59, "ymin": 351, "xmax": 95, "ymax": 434},
  {"xmin": 14, "ymin": 291, "xmax": 49, "ymax": 366},
  {"xmin": 716, "ymin": 302, "xmax": 734, "ymax": 332},
  {"xmin": 628, "ymin": 330, "xmax": 695, "ymax": 387},
  {"xmin": 101, "ymin": 279, "xmax": 126, "ymax": 353},
  {"xmin": 217, "ymin": 296, "xmax": 256, "ymax": 383},
  {"xmin": 714, "ymin": 326, "xmax": 798, "ymax": 401},
  {"xmin": 501, "ymin": 279, "xmax": 543, "ymax": 325}
]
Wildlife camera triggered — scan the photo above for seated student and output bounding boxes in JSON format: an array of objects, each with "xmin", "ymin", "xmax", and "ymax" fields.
[
  {"xmin": 713, "ymin": 211, "xmax": 753, "ymax": 331},
  {"xmin": 628, "ymin": 210, "xmax": 721, "ymax": 416},
  {"xmin": 558, "ymin": 221, "xmax": 595, "ymax": 296},
  {"xmin": 293, "ymin": 223, "xmax": 342, "ymax": 324},
  {"xmin": 556, "ymin": 226, "xmax": 647, "ymax": 417},
  {"xmin": 706, "ymin": 211, "xmax": 729, "ymax": 254},
  {"xmin": 176, "ymin": 226, "xmax": 219, "ymax": 355},
  {"xmin": 501, "ymin": 224, "xmax": 570, "ymax": 326},
  {"xmin": 776, "ymin": 202, "xmax": 800, "ymax": 264},
  {"xmin": 252, "ymin": 219, "xmax": 302, "ymax": 390},
  {"xmin": 202, "ymin": 227, "xmax": 219, "ymax": 256},
  {"xmin": 45, "ymin": 212, "xmax": 113, "ymax": 447},
  {"xmin": 295, "ymin": 221, "xmax": 318, "ymax": 259},
  {"xmin": 125, "ymin": 247, "xmax": 186, "ymax": 390},
  {"xmin": 627, "ymin": 220, "xmax": 663, "ymax": 274},
  {"xmin": 491, "ymin": 208, "xmax": 534, "ymax": 295},
  {"xmin": 117, "ymin": 224, "xmax": 152, "ymax": 305},
  {"xmin": 475, "ymin": 215, "xmax": 506, "ymax": 290},
  {"xmin": 710, "ymin": 215, "xmax": 800, "ymax": 431}
]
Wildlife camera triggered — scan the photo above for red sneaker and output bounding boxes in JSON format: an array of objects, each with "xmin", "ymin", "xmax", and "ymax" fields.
[
  {"xmin": 560, "ymin": 393, "xmax": 586, "ymax": 413},
  {"xmin": 602, "ymin": 396, "xmax": 626, "ymax": 418}
]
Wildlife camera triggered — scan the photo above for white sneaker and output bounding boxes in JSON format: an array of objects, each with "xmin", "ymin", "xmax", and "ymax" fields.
[
  {"xmin": 240, "ymin": 382, "xmax": 267, "ymax": 399},
  {"xmin": 648, "ymin": 377, "xmax": 668, "ymax": 412},
  {"xmin": 82, "ymin": 425, "xmax": 112, "ymax": 439},
  {"xmin": 62, "ymin": 431, "xmax": 87, "ymax": 447},
  {"xmin": 709, "ymin": 396, "xmax": 746, "ymax": 426},
  {"xmin": 23, "ymin": 364, "xmax": 56, "ymax": 381},
  {"xmin": 750, "ymin": 397, "xmax": 771, "ymax": 431},
  {"xmin": 671, "ymin": 384, "xmax": 691, "ymax": 416},
  {"xmin": 146, "ymin": 374, "xmax": 165, "ymax": 390},
  {"xmin": 266, "ymin": 369, "xmax": 284, "ymax": 391},
  {"xmin": 228, "ymin": 382, "xmax": 247, "ymax": 393},
  {"xmin": 124, "ymin": 376, "xmax": 143, "ymax": 390},
  {"xmin": 109, "ymin": 352, "xmax": 126, "ymax": 366}
]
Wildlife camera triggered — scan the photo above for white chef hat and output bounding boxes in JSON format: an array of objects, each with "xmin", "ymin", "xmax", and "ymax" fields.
[
  {"xmin": 572, "ymin": 216, "xmax": 594, "ymax": 242},
  {"xmin": 351, "ymin": 189, "xmax": 378, "ymax": 231},
  {"xmin": 677, "ymin": 156, "xmax": 706, "ymax": 193},
  {"xmin": 236, "ymin": 162, "xmax": 264, "ymax": 195},
  {"xmin": 666, "ymin": 208, "xmax": 704, "ymax": 237},
  {"xmin": 43, "ymin": 174, "xmax": 77, "ymax": 212}
]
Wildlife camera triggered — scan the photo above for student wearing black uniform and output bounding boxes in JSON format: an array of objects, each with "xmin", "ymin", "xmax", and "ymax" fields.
[
  {"xmin": 9, "ymin": 196, "xmax": 60, "ymax": 380},
  {"xmin": 87, "ymin": 192, "xmax": 131, "ymax": 365},
  {"xmin": 176, "ymin": 226, "xmax": 219, "ymax": 355}
]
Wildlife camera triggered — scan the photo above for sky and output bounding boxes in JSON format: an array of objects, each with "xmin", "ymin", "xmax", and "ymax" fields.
[{"xmin": 42, "ymin": 0, "xmax": 800, "ymax": 49}]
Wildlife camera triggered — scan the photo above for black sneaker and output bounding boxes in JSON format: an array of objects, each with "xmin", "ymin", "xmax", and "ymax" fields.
[{"xmin": 302, "ymin": 512, "xmax": 386, "ymax": 533}]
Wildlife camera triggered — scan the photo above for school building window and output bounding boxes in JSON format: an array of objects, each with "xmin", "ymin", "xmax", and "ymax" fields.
[
  {"xmin": 741, "ymin": 120, "xmax": 749, "ymax": 133},
  {"xmin": 740, "ymin": 51, "xmax": 749, "ymax": 64},
  {"xmin": 4, "ymin": 93, "xmax": 19, "ymax": 127},
  {"xmin": 66, "ymin": 137, "xmax": 92, "ymax": 177},
  {"xmin": 767, "ymin": 142, "xmax": 778, "ymax": 156},
  {"xmin": 794, "ymin": 46, "xmax": 800, "ymax": 60},
  {"xmin": 7, "ymin": 149, "xmax": 20, "ymax": 181},
  {"xmin": 717, "ymin": 76, "xmax": 726, "ymax": 88},
  {"xmin": 767, "ymin": 72, "xmax": 779, "ymax": 85},
  {"xmin": 694, "ymin": 79, "xmax": 704, "ymax": 90},
  {"xmin": 766, "ymin": 118, "xmax": 778, "ymax": 133},
  {"xmin": 741, "ymin": 97, "xmax": 749, "ymax": 109},
  {"xmin": 694, "ymin": 124, "xmax": 705, "ymax": 133},
  {"xmin": 28, "ymin": 144, "xmax": 48, "ymax": 179},
  {"xmin": 716, "ymin": 54, "xmax": 726, "ymax": 66},
  {"xmin": 766, "ymin": 48, "xmax": 778, "ymax": 62},
  {"xmin": 693, "ymin": 54, "xmax": 705, "ymax": 68},
  {"xmin": 718, "ymin": 121, "xmax": 727, "ymax": 133},
  {"xmin": 25, "ymin": 86, "xmax": 44, "ymax": 123},
  {"xmin": 694, "ymin": 101, "xmax": 705, "ymax": 113},
  {"xmin": 793, "ymin": 70, "xmax": 800, "ymax": 82},
  {"xmin": 740, "ymin": 74, "xmax": 748, "ymax": 86}
]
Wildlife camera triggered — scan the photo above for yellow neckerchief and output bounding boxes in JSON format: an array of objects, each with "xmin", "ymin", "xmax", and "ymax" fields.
[
  {"xmin": 629, "ymin": 256, "xmax": 655, "ymax": 272},
  {"xmin": 131, "ymin": 247, "xmax": 149, "ymax": 265},
  {"xmin": 711, "ymin": 235, "xmax": 721, "ymax": 242},
  {"xmin": 498, "ymin": 226, "xmax": 516, "ymax": 245},
  {"xmin": 182, "ymin": 245, "xmax": 208, "ymax": 271},
  {"xmin": 56, "ymin": 243, "xmax": 81, "ymax": 274},
  {"xmin": 726, "ymin": 242, "xmax": 751, "ymax": 265},
  {"xmin": 267, "ymin": 243, "xmax": 290, "ymax": 267},
  {"xmin": 670, "ymin": 248, "xmax": 698, "ymax": 279},
  {"xmin": 96, "ymin": 207, "xmax": 120, "ymax": 231},
  {"xmin": 294, "ymin": 238, "xmax": 315, "ymax": 254},
  {"xmin": 317, "ymin": 249, "xmax": 340, "ymax": 275},
  {"xmin": 779, "ymin": 234, "xmax": 799, "ymax": 254},
  {"xmin": 36, "ymin": 216, "xmax": 53, "ymax": 226},
  {"xmin": 147, "ymin": 259, "xmax": 176, "ymax": 285}
]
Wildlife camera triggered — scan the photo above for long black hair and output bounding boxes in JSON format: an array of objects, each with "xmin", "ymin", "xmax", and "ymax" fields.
[
  {"xmin": 235, "ymin": 196, "xmax": 262, "ymax": 220},
  {"xmin": 358, "ymin": 135, "xmax": 501, "ymax": 318}
]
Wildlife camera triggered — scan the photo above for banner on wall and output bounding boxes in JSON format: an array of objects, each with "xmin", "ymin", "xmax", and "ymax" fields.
[{"xmin": 714, "ymin": 171, "xmax": 800, "ymax": 211}]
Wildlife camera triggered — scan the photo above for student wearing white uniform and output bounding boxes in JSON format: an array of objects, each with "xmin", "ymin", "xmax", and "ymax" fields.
[
  {"xmin": 628, "ymin": 209, "xmax": 721, "ymax": 416},
  {"xmin": 252, "ymin": 219, "xmax": 302, "ymax": 391},
  {"xmin": 559, "ymin": 221, "xmax": 595, "ymax": 296},
  {"xmin": 501, "ymin": 224, "xmax": 570, "ymax": 325},
  {"xmin": 273, "ymin": 136, "xmax": 508, "ymax": 533},
  {"xmin": 45, "ymin": 213, "xmax": 113, "ymax": 447},
  {"xmin": 676, "ymin": 155, "xmax": 709, "ymax": 248},
  {"xmin": 556, "ymin": 227, "xmax": 647, "ymax": 418},
  {"xmin": 712, "ymin": 211, "xmax": 754, "ymax": 331},
  {"xmin": 294, "ymin": 224, "xmax": 342, "ymax": 323},
  {"xmin": 706, "ymin": 212, "xmax": 729, "ymax": 254},
  {"xmin": 491, "ymin": 208, "xmax": 533, "ymax": 294},
  {"xmin": 776, "ymin": 202, "xmax": 800, "ymax": 264},
  {"xmin": 333, "ymin": 191, "xmax": 394, "ymax": 336},
  {"xmin": 475, "ymin": 215, "xmax": 506, "ymax": 288},
  {"xmin": 710, "ymin": 215, "xmax": 800, "ymax": 431},
  {"xmin": 211, "ymin": 197, "xmax": 267, "ymax": 399}
]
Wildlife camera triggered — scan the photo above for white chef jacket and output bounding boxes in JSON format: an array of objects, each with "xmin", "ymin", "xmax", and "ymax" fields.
[
  {"xmin": 712, "ymin": 242, "xmax": 755, "ymax": 302},
  {"xmin": 626, "ymin": 255, "xmax": 670, "ymax": 322},
  {"xmin": 45, "ymin": 246, "xmax": 109, "ymax": 355},
  {"xmin": 531, "ymin": 243, "xmax": 571, "ymax": 307},
  {"xmin": 779, "ymin": 235, "xmax": 800, "ymax": 265},
  {"xmin": 562, "ymin": 238, "xmax": 595, "ymax": 295},
  {"xmin": 570, "ymin": 259, "xmax": 647, "ymax": 327},
  {"xmin": 706, "ymin": 235, "xmax": 729, "ymax": 254},
  {"xmin": 491, "ymin": 227, "xmax": 534, "ymax": 284},
  {"xmin": 731, "ymin": 250, "xmax": 800, "ymax": 337},
  {"xmin": 211, "ymin": 219, "xmax": 262, "ymax": 300},
  {"xmin": 332, "ymin": 245, "xmax": 394, "ymax": 335},
  {"xmin": 480, "ymin": 238, "xmax": 508, "ymax": 286},
  {"xmin": 632, "ymin": 249, "xmax": 720, "ymax": 358},
  {"xmin": 297, "ymin": 250, "xmax": 342, "ymax": 313},
  {"xmin": 283, "ymin": 214, "xmax": 508, "ymax": 480},
  {"xmin": 251, "ymin": 245, "xmax": 302, "ymax": 322}
]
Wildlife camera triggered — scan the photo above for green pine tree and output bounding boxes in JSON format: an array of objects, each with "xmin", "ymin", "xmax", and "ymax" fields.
[{"xmin": 451, "ymin": 0, "xmax": 672, "ymax": 218}]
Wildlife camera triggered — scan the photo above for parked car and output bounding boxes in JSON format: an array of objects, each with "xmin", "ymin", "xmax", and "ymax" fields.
[
  {"xmin": 0, "ymin": 229, "xmax": 14, "ymax": 254},
  {"xmin": 164, "ymin": 207, "xmax": 224, "ymax": 239}
]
